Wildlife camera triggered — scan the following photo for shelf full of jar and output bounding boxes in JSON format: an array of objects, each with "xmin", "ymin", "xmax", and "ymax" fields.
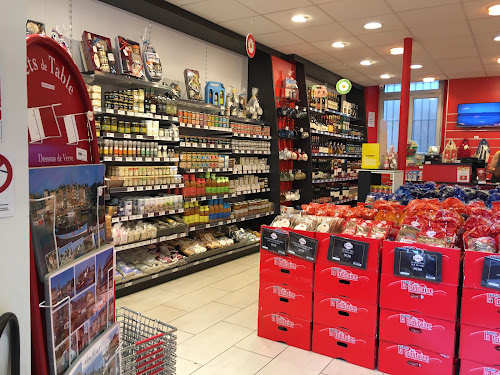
[
  {"xmin": 108, "ymin": 183, "xmax": 185, "ymax": 194},
  {"xmin": 94, "ymin": 107, "xmax": 179, "ymax": 122},
  {"xmin": 100, "ymin": 132, "xmax": 179, "ymax": 143},
  {"xmin": 312, "ymin": 153, "xmax": 362, "ymax": 158},
  {"xmin": 102, "ymin": 156, "xmax": 179, "ymax": 163},
  {"xmin": 178, "ymin": 142, "xmax": 231, "ymax": 150},
  {"xmin": 111, "ymin": 208, "xmax": 185, "ymax": 223},
  {"xmin": 311, "ymin": 130, "xmax": 363, "ymax": 141},
  {"xmin": 309, "ymin": 107, "xmax": 359, "ymax": 120},
  {"xmin": 313, "ymin": 177, "xmax": 358, "ymax": 184},
  {"xmin": 187, "ymin": 211, "xmax": 275, "ymax": 232},
  {"xmin": 184, "ymin": 188, "xmax": 271, "ymax": 202}
]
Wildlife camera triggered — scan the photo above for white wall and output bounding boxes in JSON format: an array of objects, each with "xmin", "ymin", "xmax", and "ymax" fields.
[
  {"xmin": 0, "ymin": 0, "xmax": 30, "ymax": 374},
  {"xmin": 28, "ymin": 0, "xmax": 248, "ymax": 95}
]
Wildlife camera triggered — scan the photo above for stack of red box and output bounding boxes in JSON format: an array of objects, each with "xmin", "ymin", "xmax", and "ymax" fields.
[
  {"xmin": 378, "ymin": 241, "xmax": 460, "ymax": 375},
  {"xmin": 257, "ymin": 226, "xmax": 316, "ymax": 351},
  {"xmin": 312, "ymin": 233, "xmax": 382, "ymax": 370},
  {"xmin": 460, "ymin": 250, "xmax": 500, "ymax": 373}
]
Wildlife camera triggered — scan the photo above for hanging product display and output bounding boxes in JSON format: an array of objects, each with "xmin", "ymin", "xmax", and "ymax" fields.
[
  {"xmin": 82, "ymin": 31, "xmax": 117, "ymax": 74},
  {"xmin": 141, "ymin": 26, "xmax": 163, "ymax": 82},
  {"xmin": 184, "ymin": 69, "xmax": 202, "ymax": 100},
  {"xmin": 116, "ymin": 36, "xmax": 145, "ymax": 78}
]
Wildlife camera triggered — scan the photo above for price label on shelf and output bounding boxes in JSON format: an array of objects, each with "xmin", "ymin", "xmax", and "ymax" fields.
[
  {"xmin": 205, "ymin": 224, "xmax": 211, "ymax": 228},
  {"xmin": 153, "ymin": 185, "xmax": 160, "ymax": 190},
  {"xmin": 186, "ymin": 142, "xmax": 192, "ymax": 147},
  {"xmin": 145, "ymin": 157, "xmax": 152, "ymax": 162},
  {"xmin": 104, "ymin": 108, "xmax": 114, "ymax": 114},
  {"xmin": 180, "ymin": 142, "xmax": 185, "ymax": 147},
  {"xmin": 218, "ymin": 222, "xmax": 223, "ymax": 226},
  {"xmin": 159, "ymin": 236, "xmax": 167, "ymax": 242},
  {"xmin": 136, "ymin": 186, "xmax": 144, "ymax": 191},
  {"xmin": 145, "ymin": 186, "xmax": 152, "ymax": 191},
  {"xmin": 127, "ymin": 111, "xmax": 135, "ymax": 117},
  {"xmin": 195, "ymin": 124, "xmax": 201, "ymax": 129},
  {"xmin": 126, "ymin": 187, "xmax": 135, "ymax": 192},
  {"xmin": 103, "ymin": 156, "xmax": 112, "ymax": 161},
  {"xmin": 117, "ymin": 110, "xmax": 125, "ymax": 115},
  {"xmin": 115, "ymin": 156, "xmax": 122, "ymax": 161},
  {"xmin": 161, "ymin": 185, "xmax": 168, "ymax": 189},
  {"xmin": 105, "ymin": 132, "xmax": 115, "ymax": 137},
  {"xmin": 125, "ymin": 282, "xmax": 133, "ymax": 287},
  {"xmin": 209, "ymin": 144, "xmax": 215, "ymax": 148},
  {"xmin": 158, "ymin": 211, "xmax": 165, "ymax": 216},
  {"xmin": 144, "ymin": 113, "xmax": 153, "ymax": 118},
  {"xmin": 151, "ymin": 274, "xmax": 159, "ymax": 279},
  {"xmin": 125, "ymin": 157, "xmax": 133, "ymax": 162},
  {"xmin": 136, "ymin": 135, "xmax": 143, "ymax": 139},
  {"xmin": 201, "ymin": 144, "xmax": 207, "ymax": 148},
  {"xmin": 169, "ymin": 210, "xmax": 176, "ymax": 214},
  {"xmin": 207, "ymin": 168, "xmax": 213, "ymax": 172},
  {"xmin": 173, "ymin": 117, "xmax": 179, "ymax": 122},
  {"xmin": 186, "ymin": 123, "xmax": 192, "ymax": 128},
  {"xmin": 147, "ymin": 213, "xmax": 154, "ymax": 218},
  {"xmin": 112, "ymin": 217, "xmax": 119, "ymax": 223},
  {"xmin": 123, "ymin": 134, "xmax": 131, "ymax": 139},
  {"xmin": 120, "ymin": 216, "xmax": 128, "ymax": 222},
  {"xmin": 193, "ymin": 261, "xmax": 200, "ymax": 266},
  {"xmin": 153, "ymin": 157, "xmax": 160, "ymax": 162},
  {"xmin": 154, "ymin": 114, "xmax": 162, "ymax": 120},
  {"xmin": 172, "ymin": 268, "xmax": 179, "ymax": 273}
]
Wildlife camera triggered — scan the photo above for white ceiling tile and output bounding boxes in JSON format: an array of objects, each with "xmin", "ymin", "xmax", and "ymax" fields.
[
  {"xmin": 165, "ymin": 0, "xmax": 205, "ymax": 5},
  {"xmin": 463, "ymin": 0, "xmax": 499, "ymax": 19},
  {"xmin": 219, "ymin": 16, "xmax": 283, "ymax": 36},
  {"xmin": 446, "ymin": 71, "xmax": 486, "ymax": 79},
  {"xmin": 276, "ymin": 43, "xmax": 323, "ymax": 55},
  {"xmin": 309, "ymin": 0, "xmax": 336, "ymax": 3},
  {"xmin": 469, "ymin": 17, "xmax": 500, "ymax": 34},
  {"xmin": 236, "ymin": 0, "xmax": 313, "ymax": 14},
  {"xmin": 398, "ymin": 4, "xmax": 466, "ymax": 27},
  {"xmin": 318, "ymin": 59, "xmax": 352, "ymax": 71},
  {"xmin": 289, "ymin": 22, "xmax": 347, "ymax": 42},
  {"xmin": 312, "ymin": 38, "xmax": 365, "ymax": 53},
  {"xmin": 320, "ymin": 0, "xmax": 393, "ymax": 21},
  {"xmin": 182, "ymin": 0, "xmax": 257, "ymax": 22},
  {"xmin": 357, "ymin": 30, "xmax": 412, "ymax": 47},
  {"xmin": 409, "ymin": 23, "xmax": 472, "ymax": 40},
  {"xmin": 436, "ymin": 57, "xmax": 484, "ymax": 73},
  {"xmin": 264, "ymin": 6, "xmax": 335, "ymax": 30},
  {"xmin": 423, "ymin": 37, "xmax": 479, "ymax": 59},
  {"xmin": 385, "ymin": 0, "xmax": 459, "ymax": 12},
  {"xmin": 255, "ymin": 30, "xmax": 305, "ymax": 47},
  {"xmin": 479, "ymin": 53, "xmax": 500, "ymax": 65},
  {"xmin": 355, "ymin": 79, "xmax": 378, "ymax": 86},
  {"xmin": 301, "ymin": 52, "xmax": 338, "ymax": 63},
  {"xmin": 331, "ymin": 67, "xmax": 364, "ymax": 77},
  {"xmin": 340, "ymin": 14, "xmax": 407, "ymax": 35},
  {"xmin": 484, "ymin": 63, "xmax": 500, "ymax": 76}
]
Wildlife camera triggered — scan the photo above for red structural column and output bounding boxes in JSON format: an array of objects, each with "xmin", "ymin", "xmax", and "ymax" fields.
[{"xmin": 397, "ymin": 38, "xmax": 413, "ymax": 175}]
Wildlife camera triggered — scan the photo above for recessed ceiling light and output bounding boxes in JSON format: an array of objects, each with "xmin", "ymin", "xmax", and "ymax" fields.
[
  {"xmin": 497, "ymin": 57, "xmax": 500, "ymax": 64},
  {"xmin": 390, "ymin": 47, "xmax": 404, "ymax": 55},
  {"xmin": 488, "ymin": 5, "xmax": 500, "ymax": 15},
  {"xmin": 380, "ymin": 74, "xmax": 391, "ymax": 79},
  {"xmin": 364, "ymin": 22, "xmax": 382, "ymax": 30},
  {"xmin": 360, "ymin": 60, "xmax": 374, "ymax": 66},
  {"xmin": 291, "ymin": 14, "xmax": 311, "ymax": 23},
  {"xmin": 423, "ymin": 77, "xmax": 435, "ymax": 82},
  {"xmin": 332, "ymin": 41, "xmax": 348, "ymax": 48},
  {"xmin": 495, "ymin": 36, "xmax": 500, "ymax": 41},
  {"xmin": 411, "ymin": 64, "xmax": 423, "ymax": 69}
]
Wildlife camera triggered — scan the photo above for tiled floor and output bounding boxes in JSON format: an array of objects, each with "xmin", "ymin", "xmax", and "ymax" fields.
[{"xmin": 116, "ymin": 252, "xmax": 387, "ymax": 375}]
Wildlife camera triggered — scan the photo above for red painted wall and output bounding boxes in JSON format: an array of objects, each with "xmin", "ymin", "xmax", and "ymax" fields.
[
  {"xmin": 364, "ymin": 86, "xmax": 379, "ymax": 143},
  {"xmin": 444, "ymin": 76, "xmax": 500, "ymax": 160}
]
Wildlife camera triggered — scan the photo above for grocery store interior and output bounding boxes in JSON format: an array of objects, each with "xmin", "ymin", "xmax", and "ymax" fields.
[{"xmin": 1, "ymin": 0, "xmax": 500, "ymax": 374}]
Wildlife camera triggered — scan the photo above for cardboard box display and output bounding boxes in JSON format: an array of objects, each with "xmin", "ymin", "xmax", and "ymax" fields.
[
  {"xmin": 257, "ymin": 309, "xmax": 311, "ymax": 351},
  {"xmin": 378, "ymin": 340, "xmax": 455, "ymax": 375},
  {"xmin": 463, "ymin": 250, "xmax": 500, "ymax": 291},
  {"xmin": 312, "ymin": 323, "xmax": 377, "ymax": 370},
  {"xmin": 460, "ymin": 359, "xmax": 500, "ymax": 375},
  {"xmin": 459, "ymin": 324, "xmax": 500, "ymax": 365},
  {"xmin": 313, "ymin": 293, "xmax": 378, "ymax": 337},
  {"xmin": 259, "ymin": 279, "xmax": 313, "ymax": 321},
  {"xmin": 260, "ymin": 249, "xmax": 314, "ymax": 291},
  {"xmin": 461, "ymin": 287, "xmax": 500, "ymax": 328},
  {"xmin": 379, "ymin": 308, "xmax": 457, "ymax": 356}
]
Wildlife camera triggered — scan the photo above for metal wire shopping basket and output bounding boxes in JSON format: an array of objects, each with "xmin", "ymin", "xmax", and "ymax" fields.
[{"xmin": 117, "ymin": 307, "xmax": 177, "ymax": 375}]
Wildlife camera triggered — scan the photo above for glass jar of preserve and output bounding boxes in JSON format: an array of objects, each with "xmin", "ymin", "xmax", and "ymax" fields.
[
  {"xmin": 110, "ymin": 117, "xmax": 118, "ymax": 132},
  {"xmin": 101, "ymin": 116, "xmax": 111, "ymax": 132},
  {"xmin": 117, "ymin": 121, "xmax": 125, "ymax": 133},
  {"xmin": 124, "ymin": 122, "xmax": 131, "ymax": 134},
  {"xmin": 131, "ymin": 122, "xmax": 140, "ymax": 134}
]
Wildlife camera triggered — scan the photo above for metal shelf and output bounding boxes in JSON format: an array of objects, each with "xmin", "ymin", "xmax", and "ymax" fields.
[
  {"xmin": 228, "ymin": 116, "xmax": 266, "ymax": 125},
  {"xmin": 109, "ymin": 184, "xmax": 184, "ymax": 194},
  {"xmin": 313, "ymin": 177, "xmax": 358, "ymax": 184},
  {"xmin": 100, "ymin": 132, "xmax": 179, "ymax": 143},
  {"xmin": 232, "ymin": 150, "xmax": 271, "ymax": 155},
  {"xmin": 309, "ymin": 107, "xmax": 358, "ymax": 119},
  {"xmin": 101, "ymin": 156, "xmax": 179, "ymax": 163},
  {"xmin": 232, "ymin": 169, "xmax": 270, "ymax": 175},
  {"xmin": 94, "ymin": 107, "xmax": 179, "ymax": 122},
  {"xmin": 178, "ymin": 142, "xmax": 231, "ymax": 150},
  {"xmin": 110, "ymin": 209, "xmax": 185, "ymax": 223},
  {"xmin": 311, "ymin": 129, "xmax": 363, "ymax": 141},
  {"xmin": 184, "ymin": 188, "xmax": 270, "ymax": 202},
  {"xmin": 181, "ymin": 167, "xmax": 232, "ymax": 173},
  {"xmin": 179, "ymin": 122, "xmax": 232, "ymax": 133},
  {"xmin": 188, "ymin": 211, "xmax": 274, "ymax": 232},
  {"xmin": 176, "ymin": 98, "xmax": 224, "ymax": 112},
  {"xmin": 115, "ymin": 232, "xmax": 187, "ymax": 252},
  {"xmin": 232, "ymin": 133, "xmax": 271, "ymax": 140},
  {"xmin": 312, "ymin": 153, "xmax": 362, "ymax": 158}
]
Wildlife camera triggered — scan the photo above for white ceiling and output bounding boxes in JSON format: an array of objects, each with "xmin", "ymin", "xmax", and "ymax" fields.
[{"xmin": 166, "ymin": 0, "xmax": 500, "ymax": 86}]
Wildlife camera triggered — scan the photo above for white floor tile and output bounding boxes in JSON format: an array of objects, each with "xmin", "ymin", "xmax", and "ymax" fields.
[
  {"xmin": 210, "ymin": 267, "xmax": 260, "ymax": 292},
  {"xmin": 118, "ymin": 291, "xmax": 183, "ymax": 313},
  {"xmin": 257, "ymin": 347, "xmax": 332, "ymax": 375},
  {"xmin": 159, "ymin": 273, "xmax": 220, "ymax": 294},
  {"xmin": 176, "ymin": 357, "xmax": 202, "ymax": 375},
  {"xmin": 169, "ymin": 302, "xmax": 240, "ymax": 334},
  {"xmin": 216, "ymin": 281, "xmax": 259, "ymax": 308},
  {"xmin": 143, "ymin": 305, "xmax": 188, "ymax": 323},
  {"xmin": 163, "ymin": 286, "xmax": 230, "ymax": 311},
  {"xmin": 321, "ymin": 359, "xmax": 383, "ymax": 375},
  {"xmin": 191, "ymin": 347, "xmax": 271, "ymax": 375},
  {"xmin": 175, "ymin": 330, "xmax": 194, "ymax": 345},
  {"xmin": 200, "ymin": 261, "xmax": 256, "ymax": 279},
  {"xmin": 223, "ymin": 301, "xmax": 258, "ymax": 330},
  {"xmin": 177, "ymin": 321, "xmax": 253, "ymax": 365},
  {"xmin": 235, "ymin": 331, "xmax": 288, "ymax": 358},
  {"xmin": 229, "ymin": 252, "xmax": 261, "ymax": 266}
]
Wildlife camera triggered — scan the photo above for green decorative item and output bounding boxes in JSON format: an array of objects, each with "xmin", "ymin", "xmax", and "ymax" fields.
[{"xmin": 336, "ymin": 79, "xmax": 352, "ymax": 95}]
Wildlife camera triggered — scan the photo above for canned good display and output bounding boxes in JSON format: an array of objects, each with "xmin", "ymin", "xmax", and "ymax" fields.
[
  {"xmin": 231, "ymin": 139, "xmax": 271, "ymax": 153},
  {"xmin": 232, "ymin": 157, "xmax": 269, "ymax": 173},
  {"xmin": 178, "ymin": 109, "xmax": 230, "ymax": 129},
  {"xmin": 107, "ymin": 194, "xmax": 184, "ymax": 217},
  {"xmin": 99, "ymin": 140, "xmax": 176, "ymax": 158},
  {"xmin": 179, "ymin": 152, "xmax": 230, "ymax": 169},
  {"xmin": 231, "ymin": 122, "xmax": 270, "ymax": 137},
  {"xmin": 232, "ymin": 199, "xmax": 273, "ymax": 218},
  {"xmin": 180, "ymin": 136, "xmax": 231, "ymax": 148}
]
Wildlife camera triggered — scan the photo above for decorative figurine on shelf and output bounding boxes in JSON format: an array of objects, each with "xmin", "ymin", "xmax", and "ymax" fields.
[
  {"xmin": 385, "ymin": 145, "xmax": 398, "ymax": 170},
  {"xmin": 51, "ymin": 25, "xmax": 71, "ymax": 56},
  {"xmin": 141, "ymin": 25, "xmax": 163, "ymax": 82},
  {"xmin": 82, "ymin": 31, "xmax": 117, "ymax": 74},
  {"xmin": 205, "ymin": 81, "xmax": 225, "ymax": 106},
  {"xmin": 116, "ymin": 36, "xmax": 145, "ymax": 78},
  {"xmin": 26, "ymin": 19, "xmax": 45, "ymax": 35},
  {"xmin": 184, "ymin": 68, "xmax": 202, "ymax": 100},
  {"xmin": 226, "ymin": 86, "xmax": 238, "ymax": 116},
  {"xmin": 247, "ymin": 87, "xmax": 263, "ymax": 120},
  {"xmin": 238, "ymin": 90, "xmax": 247, "ymax": 118}
]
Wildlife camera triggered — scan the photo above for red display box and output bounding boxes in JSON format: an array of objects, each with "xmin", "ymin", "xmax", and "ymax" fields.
[
  {"xmin": 464, "ymin": 250, "xmax": 500, "ymax": 291},
  {"xmin": 378, "ymin": 340, "xmax": 455, "ymax": 375},
  {"xmin": 382, "ymin": 241, "xmax": 461, "ymax": 286},
  {"xmin": 312, "ymin": 323, "xmax": 377, "ymax": 370},
  {"xmin": 313, "ymin": 293, "xmax": 378, "ymax": 337},
  {"xmin": 315, "ymin": 232, "xmax": 382, "ymax": 272},
  {"xmin": 314, "ymin": 262, "xmax": 379, "ymax": 305},
  {"xmin": 379, "ymin": 308, "xmax": 457, "ymax": 356},
  {"xmin": 459, "ymin": 324, "xmax": 500, "ymax": 365},
  {"xmin": 379, "ymin": 273, "xmax": 459, "ymax": 321},
  {"xmin": 259, "ymin": 279, "xmax": 313, "ymax": 321},
  {"xmin": 260, "ymin": 249, "xmax": 314, "ymax": 291},
  {"xmin": 460, "ymin": 359, "xmax": 500, "ymax": 374},
  {"xmin": 461, "ymin": 287, "xmax": 500, "ymax": 328},
  {"xmin": 257, "ymin": 309, "xmax": 311, "ymax": 351}
]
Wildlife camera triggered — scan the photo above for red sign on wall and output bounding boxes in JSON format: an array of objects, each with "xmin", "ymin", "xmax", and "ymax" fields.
[{"xmin": 26, "ymin": 35, "xmax": 98, "ymax": 167}]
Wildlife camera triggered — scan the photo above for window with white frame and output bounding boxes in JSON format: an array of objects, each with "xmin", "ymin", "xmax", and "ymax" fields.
[{"xmin": 380, "ymin": 81, "xmax": 444, "ymax": 152}]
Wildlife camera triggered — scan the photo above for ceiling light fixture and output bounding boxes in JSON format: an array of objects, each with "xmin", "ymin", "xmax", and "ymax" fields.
[
  {"xmin": 291, "ymin": 14, "xmax": 311, "ymax": 23},
  {"xmin": 380, "ymin": 74, "xmax": 391, "ymax": 79},
  {"xmin": 411, "ymin": 64, "xmax": 423, "ymax": 69},
  {"xmin": 423, "ymin": 77, "xmax": 435, "ymax": 82},
  {"xmin": 488, "ymin": 5, "xmax": 500, "ymax": 15},
  {"xmin": 332, "ymin": 41, "xmax": 348, "ymax": 48},
  {"xmin": 497, "ymin": 57, "xmax": 500, "ymax": 64},
  {"xmin": 364, "ymin": 22, "xmax": 382, "ymax": 29},
  {"xmin": 360, "ymin": 60, "xmax": 374, "ymax": 66},
  {"xmin": 495, "ymin": 36, "xmax": 500, "ymax": 41},
  {"xmin": 390, "ymin": 47, "xmax": 404, "ymax": 55}
]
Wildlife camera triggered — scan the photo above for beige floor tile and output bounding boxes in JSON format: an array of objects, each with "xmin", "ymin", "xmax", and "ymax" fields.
[
  {"xmin": 235, "ymin": 331, "xmax": 288, "ymax": 358},
  {"xmin": 216, "ymin": 281, "xmax": 259, "ymax": 308},
  {"xmin": 229, "ymin": 252, "xmax": 261, "ymax": 266},
  {"xmin": 223, "ymin": 301, "xmax": 258, "ymax": 330},
  {"xmin": 176, "ymin": 357, "xmax": 202, "ymax": 375},
  {"xmin": 169, "ymin": 302, "xmax": 240, "ymax": 334},
  {"xmin": 175, "ymin": 330, "xmax": 194, "ymax": 345},
  {"xmin": 158, "ymin": 273, "xmax": 220, "ymax": 294},
  {"xmin": 164, "ymin": 286, "xmax": 230, "ymax": 311},
  {"xmin": 115, "ymin": 295, "xmax": 134, "ymax": 308},
  {"xmin": 321, "ymin": 359, "xmax": 383, "ymax": 375},
  {"xmin": 210, "ymin": 267, "xmax": 260, "ymax": 292},
  {"xmin": 199, "ymin": 261, "xmax": 255, "ymax": 279},
  {"xmin": 191, "ymin": 347, "xmax": 271, "ymax": 375},
  {"xmin": 118, "ymin": 291, "xmax": 183, "ymax": 313},
  {"xmin": 177, "ymin": 321, "xmax": 253, "ymax": 365},
  {"xmin": 257, "ymin": 347, "xmax": 332, "ymax": 375},
  {"xmin": 143, "ymin": 305, "xmax": 188, "ymax": 323}
]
